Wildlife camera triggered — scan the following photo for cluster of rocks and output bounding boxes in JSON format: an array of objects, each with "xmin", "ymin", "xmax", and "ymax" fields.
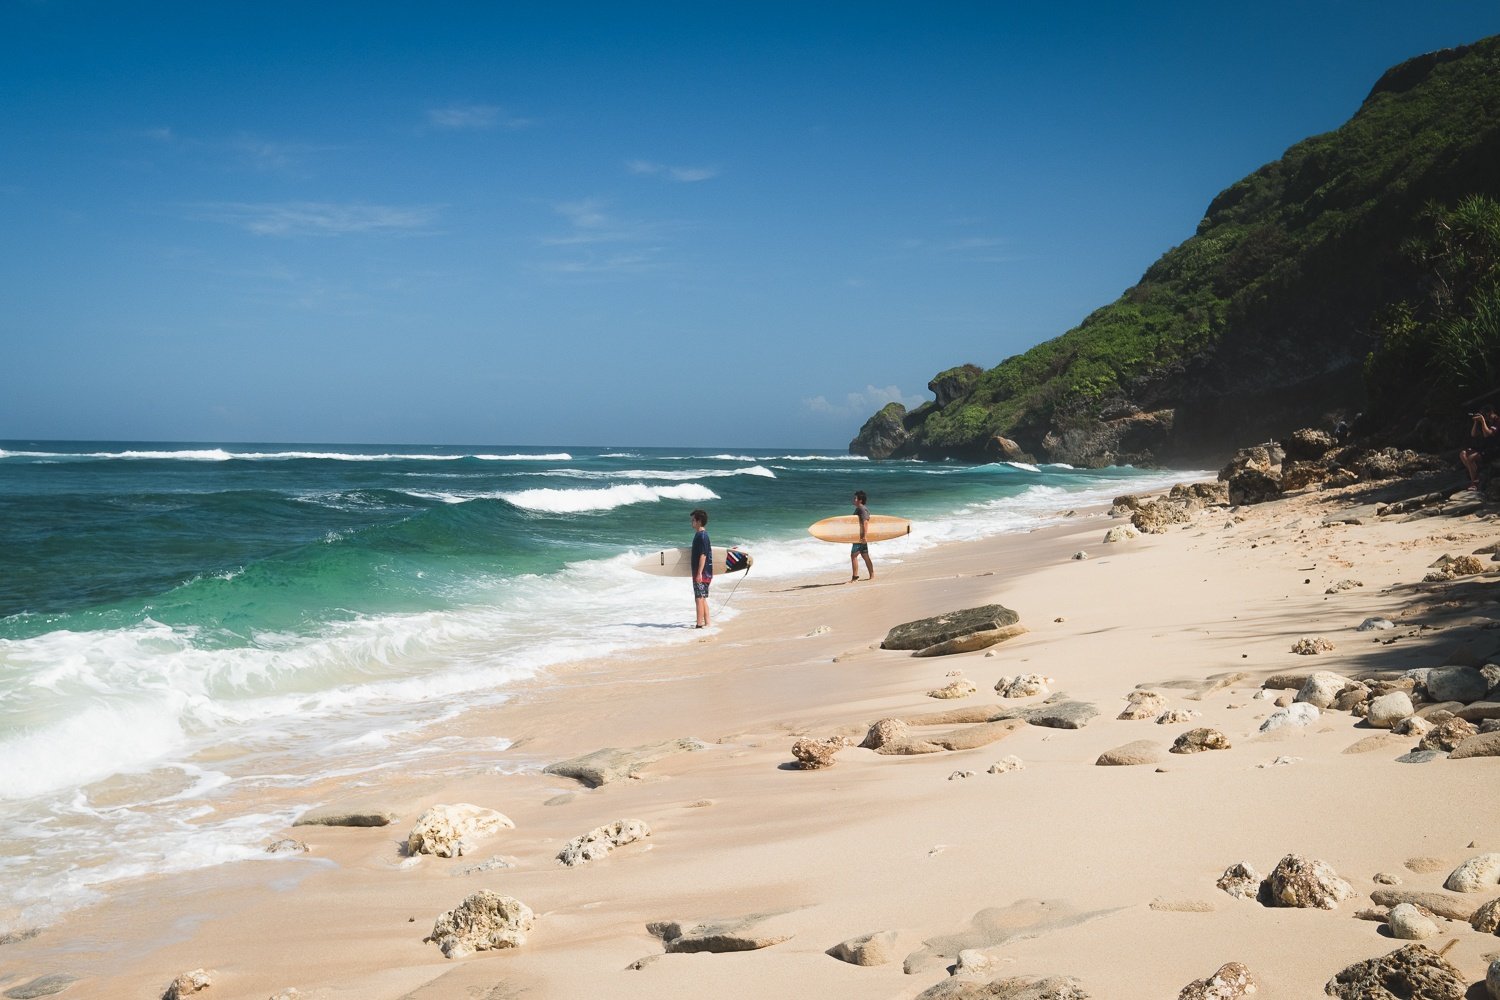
[
  {"xmin": 1110, "ymin": 482, "xmax": 1229, "ymax": 535},
  {"xmin": 1217, "ymin": 428, "xmax": 1448, "ymax": 506},
  {"xmin": 1262, "ymin": 663, "xmax": 1500, "ymax": 760}
]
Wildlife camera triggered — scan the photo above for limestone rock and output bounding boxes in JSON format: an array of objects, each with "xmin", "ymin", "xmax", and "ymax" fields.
[
  {"xmin": 543, "ymin": 737, "xmax": 708, "ymax": 787},
  {"xmin": 1290, "ymin": 637, "xmax": 1334, "ymax": 655},
  {"xmin": 1419, "ymin": 718, "xmax": 1477, "ymax": 752},
  {"xmin": 1170, "ymin": 728, "xmax": 1231, "ymax": 754},
  {"xmin": 861, "ymin": 718, "xmax": 910, "ymax": 750},
  {"xmin": 1267, "ymin": 854, "xmax": 1353, "ymax": 909},
  {"xmin": 1444, "ymin": 853, "xmax": 1500, "ymax": 893},
  {"xmin": 1296, "ymin": 670, "xmax": 1351, "ymax": 708},
  {"xmin": 1216, "ymin": 862, "xmax": 1264, "ymax": 900},
  {"xmin": 1367, "ymin": 691, "xmax": 1414, "ymax": 729},
  {"xmin": 162, "ymin": 969, "xmax": 213, "ymax": 1000},
  {"xmin": 1227, "ymin": 468, "xmax": 1282, "ymax": 506},
  {"xmin": 556, "ymin": 819, "xmax": 651, "ymax": 867},
  {"xmin": 293, "ymin": 804, "xmax": 397, "ymax": 827},
  {"xmin": 1156, "ymin": 708, "xmax": 1199, "ymax": 724},
  {"xmin": 1386, "ymin": 902, "xmax": 1439, "ymax": 940},
  {"xmin": 914, "ymin": 974, "xmax": 1091, "ymax": 999},
  {"xmin": 1281, "ymin": 427, "xmax": 1336, "ymax": 460},
  {"xmin": 930, "ymin": 672, "xmax": 979, "ymax": 699},
  {"xmin": 1118, "ymin": 691, "xmax": 1168, "ymax": 720},
  {"xmin": 1450, "ymin": 731, "xmax": 1500, "ymax": 758},
  {"xmin": 826, "ymin": 930, "xmax": 900, "ymax": 966},
  {"xmin": 916, "ymin": 624, "xmax": 1029, "ymax": 657},
  {"xmin": 1177, "ymin": 962, "xmax": 1257, "ymax": 999},
  {"xmin": 1096, "ymin": 740, "xmax": 1163, "ymax": 767},
  {"xmin": 791, "ymin": 735, "xmax": 850, "ymax": 769},
  {"xmin": 1324, "ymin": 943, "xmax": 1465, "ymax": 1000},
  {"xmin": 996, "ymin": 673, "xmax": 1052, "ymax": 698},
  {"xmin": 1022, "ymin": 700, "xmax": 1098, "ymax": 730},
  {"xmin": 406, "ymin": 804, "xmax": 515, "ymax": 859},
  {"xmin": 1324, "ymin": 579, "xmax": 1364, "ymax": 594},
  {"xmin": 1132, "ymin": 499, "xmax": 1194, "ymax": 534},
  {"xmin": 1258, "ymin": 703, "xmax": 1319, "ymax": 733},
  {"xmin": 1103, "ymin": 525, "xmax": 1138, "ymax": 543},
  {"xmin": 424, "ymin": 890, "xmax": 534, "ymax": 958},
  {"xmin": 647, "ymin": 914, "xmax": 791, "ymax": 954},
  {"xmin": 1471, "ymin": 897, "xmax": 1500, "ymax": 933},
  {"xmin": 264, "ymin": 839, "xmax": 308, "ymax": 854},
  {"xmin": 1423, "ymin": 666, "xmax": 1490, "ymax": 704},
  {"xmin": 987, "ymin": 756, "xmax": 1025, "ymax": 774},
  {"xmin": 882, "ymin": 605, "xmax": 1020, "ymax": 651}
]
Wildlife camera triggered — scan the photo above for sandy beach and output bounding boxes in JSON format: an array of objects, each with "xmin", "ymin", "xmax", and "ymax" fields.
[{"xmin": 5, "ymin": 478, "xmax": 1500, "ymax": 999}]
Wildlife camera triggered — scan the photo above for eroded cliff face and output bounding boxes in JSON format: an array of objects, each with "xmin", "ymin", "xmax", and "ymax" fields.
[{"xmin": 852, "ymin": 35, "xmax": 1500, "ymax": 467}]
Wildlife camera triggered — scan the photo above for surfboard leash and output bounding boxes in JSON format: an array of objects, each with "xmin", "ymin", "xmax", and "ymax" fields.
[{"xmin": 716, "ymin": 564, "xmax": 750, "ymax": 615}]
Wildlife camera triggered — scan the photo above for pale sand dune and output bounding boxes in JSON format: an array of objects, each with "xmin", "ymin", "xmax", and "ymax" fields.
[{"xmin": 8, "ymin": 486, "xmax": 1500, "ymax": 998}]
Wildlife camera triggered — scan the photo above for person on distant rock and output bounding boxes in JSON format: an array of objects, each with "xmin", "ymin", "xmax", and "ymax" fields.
[
  {"xmin": 690, "ymin": 508, "xmax": 712, "ymax": 627},
  {"xmin": 1459, "ymin": 405, "xmax": 1500, "ymax": 490},
  {"xmin": 1333, "ymin": 416, "xmax": 1350, "ymax": 446},
  {"xmin": 850, "ymin": 490, "xmax": 874, "ymax": 582}
]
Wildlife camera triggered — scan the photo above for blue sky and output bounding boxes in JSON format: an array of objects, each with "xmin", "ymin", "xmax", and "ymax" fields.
[{"xmin": 2, "ymin": 2, "xmax": 1496, "ymax": 448}]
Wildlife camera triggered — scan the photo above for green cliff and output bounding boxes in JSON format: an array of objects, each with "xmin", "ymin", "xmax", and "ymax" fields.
[{"xmin": 853, "ymin": 36, "xmax": 1500, "ymax": 465}]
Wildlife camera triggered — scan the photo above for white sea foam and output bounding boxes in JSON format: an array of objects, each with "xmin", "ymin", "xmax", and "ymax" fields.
[
  {"xmin": 500, "ymin": 482, "xmax": 719, "ymax": 513},
  {"xmin": 0, "ymin": 449, "xmax": 572, "ymax": 462},
  {"xmin": 1004, "ymin": 461, "xmax": 1042, "ymax": 472},
  {"xmin": 518, "ymin": 465, "xmax": 776, "ymax": 482}
]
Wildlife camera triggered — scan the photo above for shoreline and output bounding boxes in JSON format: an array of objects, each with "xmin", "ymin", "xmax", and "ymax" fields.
[{"xmin": 6, "ymin": 477, "xmax": 1500, "ymax": 998}]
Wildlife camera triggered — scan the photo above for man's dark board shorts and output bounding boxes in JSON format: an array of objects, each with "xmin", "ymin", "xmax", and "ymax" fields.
[
  {"xmin": 850, "ymin": 543, "xmax": 869, "ymax": 555},
  {"xmin": 693, "ymin": 580, "xmax": 711, "ymax": 598}
]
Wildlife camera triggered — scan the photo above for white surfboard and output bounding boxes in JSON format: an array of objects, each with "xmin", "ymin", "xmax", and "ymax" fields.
[{"xmin": 631, "ymin": 546, "xmax": 752, "ymax": 577}]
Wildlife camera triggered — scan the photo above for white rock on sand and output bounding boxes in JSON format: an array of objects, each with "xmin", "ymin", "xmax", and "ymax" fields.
[{"xmin": 406, "ymin": 803, "xmax": 515, "ymax": 859}]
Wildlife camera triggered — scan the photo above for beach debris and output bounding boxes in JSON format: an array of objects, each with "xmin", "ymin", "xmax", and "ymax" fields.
[
  {"xmin": 454, "ymin": 856, "xmax": 516, "ymax": 877},
  {"xmin": 1177, "ymin": 961, "xmax": 1257, "ymax": 1000},
  {"xmin": 1216, "ymin": 862, "xmax": 1264, "ymax": 900},
  {"xmin": 1295, "ymin": 670, "xmax": 1351, "ymax": 708},
  {"xmin": 1357, "ymin": 617, "xmax": 1396, "ymax": 631},
  {"xmin": 1325, "ymin": 579, "xmax": 1364, "ymax": 594},
  {"xmin": 1367, "ymin": 692, "xmax": 1415, "ymax": 729},
  {"xmin": 1324, "ymin": 943, "xmax": 1465, "ymax": 1000},
  {"xmin": 1095, "ymin": 739, "xmax": 1163, "ymax": 767},
  {"xmin": 1424, "ymin": 554, "xmax": 1487, "ymax": 581},
  {"xmin": 1450, "ymin": 731, "xmax": 1500, "ymax": 758},
  {"xmin": 1103, "ymin": 525, "xmax": 1138, "ymax": 543},
  {"xmin": 1267, "ymin": 854, "xmax": 1353, "ymax": 909},
  {"xmin": 987, "ymin": 756, "xmax": 1024, "ymax": 775},
  {"xmin": 790, "ymin": 735, "xmax": 850, "ymax": 770},
  {"xmin": 914, "ymin": 974, "xmax": 1090, "ymax": 999},
  {"xmin": 1117, "ymin": 690, "xmax": 1168, "ymax": 720},
  {"xmin": 647, "ymin": 913, "xmax": 792, "ymax": 954},
  {"xmin": 543, "ymin": 737, "xmax": 709, "ymax": 787},
  {"xmin": 1256, "ymin": 755, "xmax": 1302, "ymax": 768},
  {"xmin": 264, "ymin": 838, "xmax": 308, "ymax": 854},
  {"xmin": 929, "ymin": 672, "xmax": 978, "ymax": 699},
  {"xmin": 1149, "ymin": 898, "xmax": 1215, "ymax": 912},
  {"xmin": 1071, "ymin": 550, "xmax": 1088, "ymax": 560},
  {"xmin": 1470, "ymin": 897, "xmax": 1500, "ymax": 932},
  {"xmin": 406, "ymin": 804, "xmax": 515, "ymax": 859},
  {"xmin": 1419, "ymin": 718, "xmax": 1477, "ymax": 752},
  {"xmin": 882, "ymin": 604, "xmax": 1019, "ymax": 651},
  {"xmin": 901, "ymin": 899, "xmax": 1122, "ymax": 978},
  {"xmin": 424, "ymin": 890, "xmax": 534, "ymax": 958},
  {"xmin": 1290, "ymin": 636, "xmax": 1335, "ymax": 655},
  {"xmin": 995, "ymin": 673, "xmax": 1052, "ymax": 698},
  {"xmin": 624, "ymin": 955, "xmax": 661, "ymax": 971},
  {"xmin": 162, "ymin": 969, "xmax": 213, "ymax": 999},
  {"xmin": 1170, "ymin": 728, "xmax": 1231, "ymax": 754},
  {"xmin": 804, "ymin": 625, "xmax": 831, "ymax": 637},
  {"xmin": 826, "ymin": 930, "xmax": 902, "ymax": 966},
  {"xmin": 1386, "ymin": 903, "xmax": 1439, "ymax": 940},
  {"xmin": 1156, "ymin": 708, "xmax": 1199, "ymax": 724},
  {"xmin": 1258, "ymin": 703, "xmax": 1319, "ymax": 733},
  {"xmin": 292, "ymin": 804, "xmax": 397, "ymax": 828},
  {"xmin": 4, "ymin": 974, "xmax": 80, "ymax": 999},
  {"xmin": 1443, "ymin": 852, "xmax": 1500, "ymax": 893},
  {"xmin": 556, "ymin": 819, "xmax": 650, "ymax": 867},
  {"xmin": 949, "ymin": 770, "xmax": 976, "ymax": 780}
]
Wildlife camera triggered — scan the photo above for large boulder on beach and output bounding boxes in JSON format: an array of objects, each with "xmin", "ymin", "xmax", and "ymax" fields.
[
  {"xmin": 406, "ymin": 804, "xmax": 514, "ymax": 859},
  {"xmin": 1451, "ymin": 731, "xmax": 1500, "ymax": 758},
  {"xmin": 1422, "ymin": 666, "xmax": 1491, "ymax": 703},
  {"xmin": 1227, "ymin": 468, "xmax": 1282, "ymax": 506},
  {"xmin": 1324, "ymin": 943, "xmax": 1466, "ymax": 1000},
  {"xmin": 1295, "ymin": 670, "xmax": 1350, "ymax": 709},
  {"xmin": 882, "ymin": 605, "xmax": 1020, "ymax": 651},
  {"xmin": 1387, "ymin": 903, "xmax": 1439, "ymax": 940},
  {"xmin": 1367, "ymin": 691, "xmax": 1414, "ymax": 729},
  {"xmin": 1444, "ymin": 853, "xmax": 1500, "ymax": 893},
  {"xmin": 424, "ymin": 890, "xmax": 534, "ymax": 958},
  {"xmin": 1267, "ymin": 854, "xmax": 1353, "ymax": 909}
]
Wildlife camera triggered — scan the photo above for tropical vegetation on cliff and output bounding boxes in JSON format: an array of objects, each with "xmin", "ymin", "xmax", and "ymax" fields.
[{"xmin": 854, "ymin": 35, "xmax": 1500, "ymax": 466}]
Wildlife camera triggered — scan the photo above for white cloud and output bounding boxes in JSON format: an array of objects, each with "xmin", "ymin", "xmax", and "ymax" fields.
[
  {"xmin": 627, "ymin": 159, "xmax": 718, "ymax": 182},
  {"xmin": 804, "ymin": 384, "xmax": 925, "ymax": 417},
  {"xmin": 427, "ymin": 104, "xmax": 532, "ymax": 130},
  {"xmin": 191, "ymin": 201, "xmax": 440, "ymax": 237}
]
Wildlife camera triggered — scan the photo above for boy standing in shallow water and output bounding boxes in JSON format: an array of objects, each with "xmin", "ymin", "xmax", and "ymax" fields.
[
  {"xmin": 690, "ymin": 508, "xmax": 712, "ymax": 628},
  {"xmin": 850, "ymin": 490, "xmax": 874, "ymax": 582}
]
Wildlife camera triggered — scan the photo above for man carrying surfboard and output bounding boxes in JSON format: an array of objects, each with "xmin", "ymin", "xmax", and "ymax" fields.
[
  {"xmin": 850, "ymin": 490, "xmax": 874, "ymax": 582},
  {"xmin": 690, "ymin": 508, "xmax": 712, "ymax": 628}
]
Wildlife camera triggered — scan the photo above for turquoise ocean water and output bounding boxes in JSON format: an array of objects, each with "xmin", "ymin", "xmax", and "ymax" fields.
[{"xmin": 0, "ymin": 440, "xmax": 1197, "ymax": 932}]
